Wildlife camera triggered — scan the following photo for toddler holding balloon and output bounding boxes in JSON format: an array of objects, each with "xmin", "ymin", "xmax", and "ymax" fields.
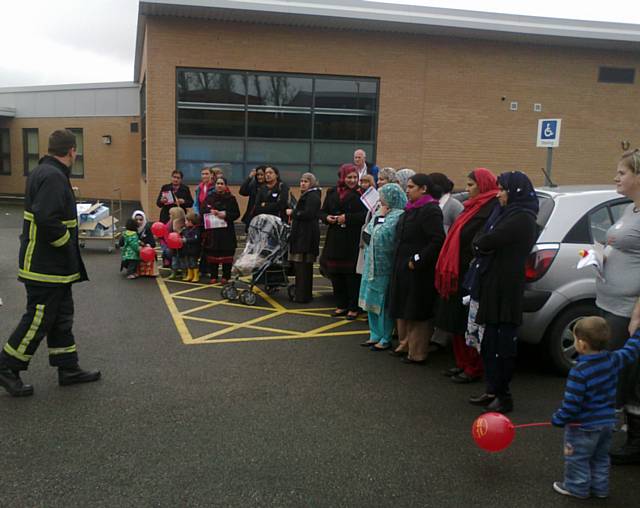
[
  {"xmin": 551, "ymin": 316, "xmax": 640, "ymax": 499},
  {"xmin": 180, "ymin": 212, "xmax": 201, "ymax": 282}
]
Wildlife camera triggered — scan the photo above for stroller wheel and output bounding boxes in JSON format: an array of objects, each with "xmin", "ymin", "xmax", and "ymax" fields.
[
  {"xmin": 222, "ymin": 283, "xmax": 238, "ymax": 301},
  {"xmin": 239, "ymin": 290, "xmax": 257, "ymax": 306},
  {"xmin": 287, "ymin": 284, "xmax": 296, "ymax": 302},
  {"xmin": 265, "ymin": 285, "xmax": 279, "ymax": 295}
]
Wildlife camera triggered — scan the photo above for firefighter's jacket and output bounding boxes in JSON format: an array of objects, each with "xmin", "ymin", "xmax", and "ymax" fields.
[{"xmin": 18, "ymin": 155, "xmax": 88, "ymax": 286}]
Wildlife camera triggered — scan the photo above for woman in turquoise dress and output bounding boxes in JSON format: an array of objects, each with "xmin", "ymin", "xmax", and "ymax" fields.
[{"xmin": 358, "ymin": 183, "xmax": 408, "ymax": 351}]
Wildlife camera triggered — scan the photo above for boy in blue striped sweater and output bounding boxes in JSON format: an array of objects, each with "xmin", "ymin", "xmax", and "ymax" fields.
[{"xmin": 551, "ymin": 316, "xmax": 640, "ymax": 499}]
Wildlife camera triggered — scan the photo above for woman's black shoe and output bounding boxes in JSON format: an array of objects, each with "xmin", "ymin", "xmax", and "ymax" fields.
[
  {"xmin": 332, "ymin": 309, "xmax": 348, "ymax": 317},
  {"xmin": 442, "ymin": 367, "xmax": 463, "ymax": 377},
  {"xmin": 400, "ymin": 356, "xmax": 426, "ymax": 365},
  {"xmin": 370, "ymin": 344, "xmax": 391, "ymax": 352},
  {"xmin": 468, "ymin": 393, "xmax": 496, "ymax": 406},
  {"xmin": 346, "ymin": 312, "xmax": 359, "ymax": 321},
  {"xmin": 360, "ymin": 341, "xmax": 376, "ymax": 347},
  {"xmin": 389, "ymin": 350, "xmax": 407, "ymax": 358},
  {"xmin": 483, "ymin": 396, "xmax": 514, "ymax": 414},
  {"xmin": 451, "ymin": 372, "xmax": 481, "ymax": 384}
]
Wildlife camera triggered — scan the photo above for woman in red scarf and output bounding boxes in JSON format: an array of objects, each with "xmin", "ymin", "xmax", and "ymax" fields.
[
  {"xmin": 434, "ymin": 168, "xmax": 498, "ymax": 383},
  {"xmin": 319, "ymin": 164, "xmax": 368, "ymax": 319}
]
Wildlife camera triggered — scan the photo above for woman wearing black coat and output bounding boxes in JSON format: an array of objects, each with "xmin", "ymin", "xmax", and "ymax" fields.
[
  {"xmin": 201, "ymin": 176, "xmax": 241, "ymax": 284},
  {"xmin": 239, "ymin": 165, "xmax": 266, "ymax": 229},
  {"xmin": 253, "ymin": 166, "xmax": 290, "ymax": 222},
  {"xmin": 319, "ymin": 164, "xmax": 367, "ymax": 319},
  {"xmin": 287, "ymin": 172, "xmax": 321, "ymax": 303},
  {"xmin": 388, "ymin": 173, "xmax": 445, "ymax": 364},
  {"xmin": 435, "ymin": 168, "xmax": 498, "ymax": 384},
  {"xmin": 156, "ymin": 170, "xmax": 194, "ymax": 224},
  {"xmin": 467, "ymin": 171, "xmax": 539, "ymax": 414}
]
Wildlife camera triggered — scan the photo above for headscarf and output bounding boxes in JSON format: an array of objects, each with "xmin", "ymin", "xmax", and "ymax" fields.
[
  {"xmin": 378, "ymin": 182, "xmax": 408, "ymax": 211},
  {"xmin": 337, "ymin": 163, "xmax": 360, "ymax": 201},
  {"xmin": 378, "ymin": 167, "xmax": 398, "ymax": 185},
  {"xmin": 132, "ymin": 210, "xmax": 147, "ymax": 234},
  {"xmin": 486, "ymin": 170, "xmax": 539, "ymax": 230},
  {"xmin": 301, "ymin": 172, "xmax": 318, "ymax": 189},
  {"xmin": 364, "ymin": 183, "xmax": 407, "ymax": 282},
  {"xmin": 435, "ymin": 168, "xmax": 498, "ymax": 298},
  {"xmin": 396, "ymin": 168, "xmax": 416, "ymax": 191}
]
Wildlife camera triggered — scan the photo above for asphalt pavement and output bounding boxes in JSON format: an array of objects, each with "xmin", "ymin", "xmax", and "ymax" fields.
[{"xmin": 1, "ymin": 202, "xmax": 639, "ymax": 507}]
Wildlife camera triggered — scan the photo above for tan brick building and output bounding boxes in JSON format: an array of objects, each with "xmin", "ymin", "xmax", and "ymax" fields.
[
  {"xmin": 0, "ymin": 83, "xmax": 141, "ymax": 202},
  {"xmin": 3, "ymin": 1, "xmax": 640, "ymax": 221}
]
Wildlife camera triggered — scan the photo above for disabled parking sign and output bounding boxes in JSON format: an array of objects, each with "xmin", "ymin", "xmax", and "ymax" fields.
[{"xmin": 537, "ymin": 119, "xmax": 561, "ymax": 147}]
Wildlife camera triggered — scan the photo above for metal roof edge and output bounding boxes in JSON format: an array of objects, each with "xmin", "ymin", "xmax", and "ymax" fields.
[{"xmin": 0, "ymin": 82, "xmax": 139, "ymax": 94}]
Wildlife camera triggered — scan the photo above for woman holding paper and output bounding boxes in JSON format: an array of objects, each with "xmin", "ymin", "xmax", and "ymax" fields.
[
  {"xmin": 201, "ymin": 176, "xmax": 240, "ymax": 284},
  {"xmin": 287, "ymin": 172, "xmax": 321, "ymax": 303},
  {"xmin": 319, "ymin": 164, "xmax": 368, "ymax": 320},
  {"xmin": 388, "ymin": 173, "xmax": 445, "ymax": 363},
  {"xmin": 597, "ymin": 149, "xmax": 640, "ymax": 464},
  {"xmin": 156, "ymin": 170, "xmax": 194, "ymax": 224},
  {"xmin": 359, "ymin": 183, "xmax": 407, "ymax": 350}
]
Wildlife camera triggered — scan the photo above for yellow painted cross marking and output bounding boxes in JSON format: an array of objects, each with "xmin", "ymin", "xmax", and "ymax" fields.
[{"xmin": 156, "ymin": 275, "xmax": 369, "ymax": 346}]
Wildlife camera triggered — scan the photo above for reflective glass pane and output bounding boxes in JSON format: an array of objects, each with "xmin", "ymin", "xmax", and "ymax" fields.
[
  {"xmin": 247, "ymin": 140, "xmax": 310, "ymax": 163},
  {"xmin": 589, "ymin": 207, "xmax": 612, "ymax": 244},
  {"xmin": 247, "ymin": 75, "xmax": 312, "ymax": 107},
  {"xmin": 248, "ymin": 112, "xmax": 311, "ymax": 138},
  {"xmin": 313, "ymin": 142, "xmax": 374, "ymax": 165},
  {"xmin": 610, "ymin": 202, "xmax": 629, "ymax": 223},
  {"xmin": 310, "ymin": 165, "xmax": 343, "ymax": 187},
  {"xmin": 314, "ymin": 79, "xmax": 358, "ymax": 109},
  {"xmin": 177, "ymin": 137, "xmax": 244, "ymax": 162},
  {"xmin": 178, "ymin": 109, "xmax": 245, "ymax": 137},
  {"xmin": 71, "ymin": 157, "xmax": 84, "ymax": 177},
  {"xmin": 314, "ymin": 114, "xmax": 374, "ymax": 141},
  {"xmin": 26, "ymin": 131, "xmax": 38, "ymax": 154},
  {"xmin": 177, "ymin": 71, "xmax": 246, "ymax": 104},
  {"xmin": 258, "ymin": 164, "xmax": 311, "ymax": 186},
  {"xmin": 1, "ymin": 130, "xmax": 9, "ymax": 153},
  {"xmin": 1, "ymin": 158, "xmax": 10, "ymax": 173},
  {"xmin": 72, "ymin": 130, "xmax": 83, "ymax": 155},
  {"xmin": 28, "ymin": 155, "xmax": 39, "ymax": 172},
  {"xmin": 177, "ymin": 161, "xmax": 244, "ymax": 185}
]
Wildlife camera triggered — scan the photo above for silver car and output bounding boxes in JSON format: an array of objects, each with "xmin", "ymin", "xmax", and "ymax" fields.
[{"xmin": 519, "ymin": 185, "xmax": 630, "ymax": 373}]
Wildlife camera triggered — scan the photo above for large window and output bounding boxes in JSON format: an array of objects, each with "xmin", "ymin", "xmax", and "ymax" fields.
[
  {"xmin": 67, "ymin": 128, "xmax": 84, "ymax": 177},
  {"xmin": 23, "ymin": 129, "xmax": 39, "ymax": 175},
  {"xmin": 0, "ymin": 129, "xmax": 9, "ymax": 174},
  {"xmin": 176, "ymin": 69, "xmax": 379, "ymax": 184}
]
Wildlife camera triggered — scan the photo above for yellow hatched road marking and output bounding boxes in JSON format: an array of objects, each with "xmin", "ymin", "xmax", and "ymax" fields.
[
  {"xmin": 195, "ymin": 329, "xmax": 369, "ymax": 344},
  {"xmin": 183, "ymin": 315, "xmax": 302, "ymax": 336},
  {"xmin": 189, "ymin": 310, "xmax": 288, "ymax": 343},
  {"xmin": 156, "ymin": 276, "xmax": 193, "ymax": 344}
]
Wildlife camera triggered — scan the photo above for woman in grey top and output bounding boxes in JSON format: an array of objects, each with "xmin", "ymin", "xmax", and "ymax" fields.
[{"xmin": 597, "ymin": 149, "xmax": 640, "ymax": 465}]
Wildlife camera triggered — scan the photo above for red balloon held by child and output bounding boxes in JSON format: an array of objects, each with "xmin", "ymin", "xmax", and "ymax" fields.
[
  {"xmin": 166, "ymin": 232, "xmax": 183, "ymax": 249},
  {"xmin": 471, "ymin": 412, "xmax": 515, "ymax": 452},
  {"xmin": 151, "ymin": 221, "xmax": 167, "ymax": 238},
  {"xmin": 140, "ymin": 246, "xmax": 155, "ymax": 262}
]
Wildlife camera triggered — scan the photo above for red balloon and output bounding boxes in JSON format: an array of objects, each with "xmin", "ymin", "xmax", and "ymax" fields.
[
  {"xmin": 166, "ymin": 232, "xmax": 183, "ymax": 249},
  {"xmin": 140, "ymin": 246, "xmax": 155, "ymax": 262},
  {"xmin": 151, "ymin": 221, "xmax": 167, "ymax": 238},
  {"xmin": 471, "ymin": 412, "xmax": 515, "ymax": 452}
]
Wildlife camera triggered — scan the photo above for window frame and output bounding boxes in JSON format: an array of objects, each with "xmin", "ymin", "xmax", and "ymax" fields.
[
  {"xmin": 23, "ymin": 128, "xmax": 39, "ymax": 176},
  {"xmin": 66, "ymin": 127, "xmax": 84, "ymax": 178},
  {"xmin": 175, "ymin": 68, "xmax": 380, "ymax": 185},
  {"xmin": 0, "ymin": 128, "xmax": 10, "ymax": 175}
]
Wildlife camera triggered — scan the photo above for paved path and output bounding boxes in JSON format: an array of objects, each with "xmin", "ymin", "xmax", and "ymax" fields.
[{"xmin": 1, "ymin": 203, "xmax": 639, "ymax": 507}]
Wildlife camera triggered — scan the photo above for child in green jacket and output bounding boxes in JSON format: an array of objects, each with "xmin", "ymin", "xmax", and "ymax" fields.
[{"xmin": 120, "ymin": 218, "xmax": 141, "ymax": 279}]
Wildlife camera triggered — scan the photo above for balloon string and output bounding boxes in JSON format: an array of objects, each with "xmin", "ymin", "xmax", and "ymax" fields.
[{"xmin": 514, "ymin": 422, "xmax": 581, "ymax": 429}]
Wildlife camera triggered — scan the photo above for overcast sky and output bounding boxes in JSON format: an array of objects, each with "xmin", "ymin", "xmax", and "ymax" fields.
[{"xmin": 1, "ymin": 0, "xmax": 638, "ymax": 88}]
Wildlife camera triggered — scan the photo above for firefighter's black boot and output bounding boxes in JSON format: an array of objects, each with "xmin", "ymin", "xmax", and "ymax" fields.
[
  {"xmin": 0, "ymin": 365, "xmax": 34, "ymax": 397},
  {"xmin": 58, "ymin": 365, "xmax": 101, "ymax": 386}
]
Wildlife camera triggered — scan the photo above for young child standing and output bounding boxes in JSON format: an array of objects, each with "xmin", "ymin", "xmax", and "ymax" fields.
[
  {"xmin": 167, "ymin": 207, "xmax": 187, "ymax": 280},
  {"xmin": 181, "ymin": 212, "xmax": 201, "ymax": 282},
  {"xmin": 120, "ymin": 218, "xmax": 141, "ymax": 279},
  {"xmin": 552, "ymin": 316, "xmax": 640, "ymax": 499}
]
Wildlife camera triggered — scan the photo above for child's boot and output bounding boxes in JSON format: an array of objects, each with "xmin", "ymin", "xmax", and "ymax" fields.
[
  {"xmin": 192, "ymin": 269, "xmax": 200, "ymax": 282},
  {"xmin": 168, "ymin": 270, "xmax": 177, "ymax": 280},
  {"xmin": 182, "ymin": 269, "xmax": 191, "ymax": 281}
]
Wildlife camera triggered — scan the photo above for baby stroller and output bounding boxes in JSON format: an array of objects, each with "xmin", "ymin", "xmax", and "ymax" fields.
[{"xmin": 221, "ymin": 214, "xmax": 294, "ymax": 305}]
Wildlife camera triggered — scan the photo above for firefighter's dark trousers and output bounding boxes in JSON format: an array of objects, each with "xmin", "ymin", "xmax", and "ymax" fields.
[{"xmin": 0, "ymin": 284, "xmax": 79, "ymax": 371}]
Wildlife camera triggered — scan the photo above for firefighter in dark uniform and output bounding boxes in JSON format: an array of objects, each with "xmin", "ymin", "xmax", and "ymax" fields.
[{"xmin": 0, "ymin": 129, "xmax": 101, "ymax": 397}]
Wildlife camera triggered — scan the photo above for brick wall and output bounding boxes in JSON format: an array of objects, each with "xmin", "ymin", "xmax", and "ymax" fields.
[
  {"xmin": 0, "ymin": 116, "xmax": 141, "ymax": 202},
  {"xmin": 140, "ymin": 16, "xmax": 640, "ymax": 219}
]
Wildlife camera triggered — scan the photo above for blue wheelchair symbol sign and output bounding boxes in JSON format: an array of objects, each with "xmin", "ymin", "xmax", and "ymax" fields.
[{"xmin": 541, "ymin": 121, "xmax": 558, "ymax": 140}]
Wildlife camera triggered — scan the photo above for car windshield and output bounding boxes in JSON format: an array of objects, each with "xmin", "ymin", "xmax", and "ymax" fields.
[{"xmin": 536, "ymin": 193, "xmax": 554, "ymax": 228}]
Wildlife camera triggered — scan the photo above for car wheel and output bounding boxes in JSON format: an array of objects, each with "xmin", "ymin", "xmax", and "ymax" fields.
[{"xmin": 544, "ymin": 302, "xmax": 598, "ymax": 375}]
